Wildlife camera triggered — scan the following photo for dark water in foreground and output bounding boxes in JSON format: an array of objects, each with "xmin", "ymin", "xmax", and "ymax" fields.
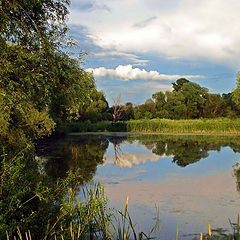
[{"xmin": 37, "ymin": 133, "xmax": 240, "ymax": 239}]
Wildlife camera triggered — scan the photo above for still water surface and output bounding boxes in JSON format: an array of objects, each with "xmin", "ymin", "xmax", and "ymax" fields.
[{"xmin": 39, "ymin": 133, "xmax": 240, "ymax": 239}]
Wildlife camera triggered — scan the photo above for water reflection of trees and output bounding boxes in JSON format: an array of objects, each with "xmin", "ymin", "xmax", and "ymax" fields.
[
  {"xmin": 37, "ymin": 135, "xmax": 109, "ymax": 181},
  {"xmin": 136, "ymin": 135, "xmax": 240, "ymax": 192},
  {"xmin": 135, "ymin": 136, "xmax": 240, "ymax": 167},
  {"xmin": 36, "ymin": 134, "xmax": 240, "ymax": 191},
  {"xmin": 152, "ymin": 140, "xmax": 210, "ymax": 167}
]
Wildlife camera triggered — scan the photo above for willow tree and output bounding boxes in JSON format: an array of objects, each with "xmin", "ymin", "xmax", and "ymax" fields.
[{"xmin": 0, "ymin": 0, "xmax": 102, "ymax": 149}]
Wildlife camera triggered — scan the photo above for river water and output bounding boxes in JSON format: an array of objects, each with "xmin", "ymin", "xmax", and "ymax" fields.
[{"xmin": 38, "ymin": 133, "xmax": 240, "ymax": 239}]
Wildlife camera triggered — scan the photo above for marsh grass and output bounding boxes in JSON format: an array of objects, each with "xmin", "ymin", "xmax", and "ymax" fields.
[
  {"xmin": 125, "ymin": 118, "xmax": 240, "ymax": 135},
  {"xmin": 66, "ymin": 118, "xmax": 240, "ymax": 135}
]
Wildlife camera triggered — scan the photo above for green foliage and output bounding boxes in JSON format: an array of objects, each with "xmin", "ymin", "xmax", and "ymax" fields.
[
  {"xmin": 0, "ymin": 0, "xmax": 69, "ymax": 49},
  {"xmin": 79, "ymin": 90, "xmax": 109, "ymax": 122},
  {"xmin": 232, "ymin": 73, "xmax": 240, "ymax": 110},
  {"xmin": 0, "ymin": 0, "xmax": 108, "ymax": 152},
  {"xmin": 172, "ymin": 78, "xmax": 190, "ymax": 91},
  {"xmin": 203, "ymin": 93, "xmax": 226, "ymax": 118}
]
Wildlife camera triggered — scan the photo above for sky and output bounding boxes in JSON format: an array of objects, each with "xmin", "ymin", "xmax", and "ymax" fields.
[{"xmin": 67, "ymin": 0, "xmax": 240, "ymax": 104}]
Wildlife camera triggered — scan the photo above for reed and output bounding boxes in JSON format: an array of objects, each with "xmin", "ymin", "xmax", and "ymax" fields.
[
  {"xmin": 66, "ymin": 118, "xmax": 240, "ymax": 135},
  {"xmin": 125, "ymin": 118, "xmax": 240, "ymax": 135},
  {"xmin": 6, "ymin": 184, "xmax": 154, "ymax": 240}
]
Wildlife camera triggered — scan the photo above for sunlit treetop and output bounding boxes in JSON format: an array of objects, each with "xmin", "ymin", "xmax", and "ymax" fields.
[{"xmin": 0, "ymin": 0, "xmax": 70, "ymax": 49}]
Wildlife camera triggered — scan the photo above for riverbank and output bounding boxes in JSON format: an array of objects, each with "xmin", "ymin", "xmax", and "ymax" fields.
[{"xmin": 65, "ymin": 118, "xmax": 240, "ymax": 135}]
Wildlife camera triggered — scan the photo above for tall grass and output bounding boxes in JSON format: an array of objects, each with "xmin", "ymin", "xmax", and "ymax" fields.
[
  {"xmin": 67, "ymin": 118, "xmax": 240, "ymax": 135},
  {"xmin": 125, "ymin": 118, "xmax": 240, "ymax": 135},
  {"xmin": 6, "ymin": 184, "xmax": 154, "ymax": 240},
  {"xmin": 6, "ymin": 183, "xmax": 240, "ymax": 240}
]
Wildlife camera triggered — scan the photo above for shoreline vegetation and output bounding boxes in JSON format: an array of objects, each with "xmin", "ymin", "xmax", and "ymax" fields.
[
  {"xmin": 6, "ymin": 184, "xmax": 240, "ymax": 240},
  {"xmin": 65, "ymin": 118, "xmax": 240, "ymax": 136}
]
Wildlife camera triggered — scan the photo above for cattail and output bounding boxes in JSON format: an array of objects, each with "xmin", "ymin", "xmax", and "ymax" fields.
[
  {"xmin": 208, "ymin": 223, "xmax": 212, "ymax": 237},
  {"xmin": 124, "ymin": 196, "xmax": 129, "ymax": 213},
  {"xmin": 176, "ymin": 224, "xmax": 179, "ymax": 240},
  {"xmin": 200, "ymin": 232, "xmax": 203, "ymax": 240}
]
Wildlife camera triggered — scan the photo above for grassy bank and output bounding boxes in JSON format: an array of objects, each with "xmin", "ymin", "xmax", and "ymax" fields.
[{"xmin": 66, "ymin": 118, "xmax": 240, "ymax": 135}]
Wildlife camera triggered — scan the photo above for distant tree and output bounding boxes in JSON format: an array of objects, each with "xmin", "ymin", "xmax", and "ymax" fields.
[
  {"xmin": 178, "ymin": 82, "xmax": 208, "ymax": 118},
  {"xmin": 133, "ymin": 100, "xmax": 155, "ymax": 119},
  {"xmin": 172, "ymin": 78, "xmax": 190, "ymax": 92},
  {"xmin": 152, "ymin": 91, "xmax": 166, "ymax": 111},
  {"xmin": 222, "ymin": 93, "xmax": 239, "ymax": 118},
  {"xmin": 164, "ymin": 91, "xmax": 186, "ymax": 119},
  {"xmin": 232, "ymin": 73, "xmax": 240, "ymax": 110},
  {"xmin": 111, "ymin": 95, "xmax": 125, "ymax": 123},
  {"xmin": 144, "ymin": 99, "xmax": 156, "ymax": 115},
  {"xmin": 79, "ymin": 90, "xmax": 109, "ymax": 122},
  {"xmin": 122, "ymin": 102, "xmax": 134, "ymax": 120},
  {"xmin": 203, "ymin": 93, "xmax": 226, "ymax": 118},
  {"xmin": 152, "ymin": 79, "xmax": 208, "ymax": 119}
]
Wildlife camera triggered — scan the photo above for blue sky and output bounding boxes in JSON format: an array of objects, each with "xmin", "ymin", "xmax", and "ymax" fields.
[{"xmin": 67, "ymin": 0, "xmax": 240, "ymax": 104}]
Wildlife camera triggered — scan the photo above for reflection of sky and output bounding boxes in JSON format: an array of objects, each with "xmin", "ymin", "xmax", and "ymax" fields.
[
  {"xmin": 94, "ymin": 140, "xmax": 240, "ymax": 239},
  {"xmin": 96, "ymin": 143, "xmax": 240, "ymax": 183}
]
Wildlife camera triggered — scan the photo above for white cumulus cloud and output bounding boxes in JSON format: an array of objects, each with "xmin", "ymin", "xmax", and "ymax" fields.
[
  {"xmin": 86, "ymin": 64, "xmax": 204, "ymax": 81},
  {"xmin": 69, "ymin": 0, "xmax": 240, "ymax": 66}
]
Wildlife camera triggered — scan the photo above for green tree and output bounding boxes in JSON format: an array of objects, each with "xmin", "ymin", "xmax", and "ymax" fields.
[
  {"xmin": 232, "ymin": 73, "xmax": 240, "ymax": 111},
  {"xmin": 0, "ymin": 0, "xmax": 106, "ymax": 150},
  {"xmin": 222, "ymin": 93, "xmax": 239, "ymax": 118},
  {"xmin": 178, "ymin": 81, "xmax": 208, "ymax": 118},
  {"xmin": 203, "ymin": 93, "xmax": 226, "ymax": 118},
  {"xmin": 122, "ymin": 102, "xmax": 134, "ymax": 120},
  {"xmin": 152, "ymin": 91, "xmax": 166, "ymax": 111},
  {"xmin": 0, "ymin": 0, "xmax": 69, "ymax": 49},
  {"xmin": 79, "ymin": 90, "xmax": 109, "ymax": 122},
  {"xmin": 164, "ymin": 91, "xmax": 186, "ymax": 119},
  {"xmin": 172, "ymin": 78, "xmax": 189, "ymax": 92}
]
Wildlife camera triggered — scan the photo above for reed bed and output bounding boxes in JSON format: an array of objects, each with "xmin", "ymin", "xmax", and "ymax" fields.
[
  {"xmin": 67, "ymin": 118, "xmax": 240, "ymax": 135},
  {"xmin": 6, "ymin": 183, "xmax": 240, "ymax": 240},
  {"xmin": 125, "ymin": 118, "xmax": 240, "ymax": 135},
  {"xmin": 6, "ymin": 184, "xmax": 155, "ymax": 240}
]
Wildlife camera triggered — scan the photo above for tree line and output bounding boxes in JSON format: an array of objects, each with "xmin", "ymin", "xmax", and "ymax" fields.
[{"xmin": 107, "ymin": 77, "xmax": 240, "ymax": 122}]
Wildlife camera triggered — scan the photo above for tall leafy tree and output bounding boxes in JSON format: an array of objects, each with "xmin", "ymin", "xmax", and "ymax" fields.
[
  {"xmin": 203, "ymin": 93, "xmax": 226, "ymax": 118},
  {"xmin": 0, "ymin": 0, "xmax": 105, "ymax": 149},
  {"xmin": 177, "ymin": 81, "xmax": 208, "ymax": 118},
  {"xmin": 0, "ymin": 0, "xmax": 69, "ymax": 49},
  {"xmin": 172, "ymin": 78, "xmax": 189, "ymax": 92}
]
